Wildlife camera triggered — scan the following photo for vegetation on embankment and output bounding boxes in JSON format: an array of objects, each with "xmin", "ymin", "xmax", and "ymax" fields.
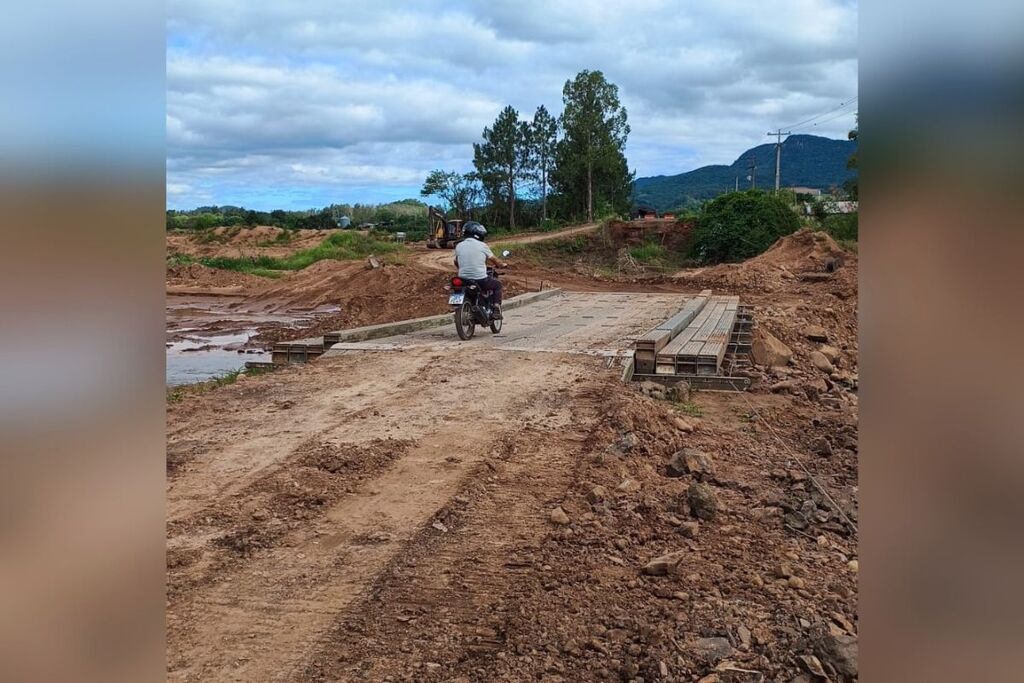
[
  {"xmin": 689, "ymin": 190, "xmax": 802, "ymax": 263},
  {"xmin": 167, "ymin": 231, "xmax": 406, "ymax": 277},
  {"xmin": 515, "ymin": 220, "xmax": 692, "ymax": 276}
]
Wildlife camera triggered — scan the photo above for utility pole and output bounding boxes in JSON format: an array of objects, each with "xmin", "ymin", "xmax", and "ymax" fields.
[
  {"xmin": 734, "ymin": 176, "xmax": 738, "ymax": 192},
  {"xmin": 766, "ymin": 129, "xmax": 791, "ymax": 192},
  {"xmin": 748, "ymin": 157, "xmax": 757, "ymax": 189}
]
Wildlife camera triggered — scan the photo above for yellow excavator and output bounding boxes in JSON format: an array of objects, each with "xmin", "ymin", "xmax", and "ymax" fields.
[{"xmin": 426, "ymin": 206, "xmax": 464, "ymax": 249}]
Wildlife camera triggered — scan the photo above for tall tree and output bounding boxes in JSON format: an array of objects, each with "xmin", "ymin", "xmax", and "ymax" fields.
[
  {"xmin": 529, "ymin": 105, "xmax": 558, "ymax": 223},
  {"xmin": 420, "ymin": 170, "xmax": 481, "ymax": 218},
  {"xmin": 473, "ymin": 105, "xmax": 531, "ymax": 230},
  {"xmin": 553, "ymin": 70, "xmax": 632, "ymax": 222}
]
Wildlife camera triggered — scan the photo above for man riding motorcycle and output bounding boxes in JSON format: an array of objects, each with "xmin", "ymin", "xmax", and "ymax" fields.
[{"xmin": 453, "ymin": 221, "xmax": 507, "ymax": 319}]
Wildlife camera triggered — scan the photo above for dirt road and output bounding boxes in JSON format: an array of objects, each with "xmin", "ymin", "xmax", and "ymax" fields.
[
  {"xmin": 167, "ymin": 279, "xmax": 859, "ymax": 682},
  {"xmin": 168, "ymin": 230, "xmax": 860, "ymax": 682},
  {"xmin": 412, "ymin": 222, "xmax": 598, "ymax": 273},
  {"xmin": 167, "ymin": 290, "xmax": 662, "ymax": 680}
]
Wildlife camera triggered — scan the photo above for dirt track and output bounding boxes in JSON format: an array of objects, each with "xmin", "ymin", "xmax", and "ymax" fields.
[
  {"xmin": 167, "ymin": 229, "xmax": 859, "ymax": 682},
  {"xmin": 168, "ymin": 346, "xmax": 617, "ymax": 681},
  {"xmin": 412, "ymin": 222, "xmax": 599, "ymax": 273}
]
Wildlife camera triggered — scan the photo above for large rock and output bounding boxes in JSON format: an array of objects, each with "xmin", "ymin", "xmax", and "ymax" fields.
[
  {"xmin": 691, "ymin": 636, "xmax": 734, "ymax": 664},
  {"xmin": 752, "ymin": 328, "xmax": 793, "ymax": 367},
  {"xmin": 818, "ymin": 344, "xmax": 841, "ymax": 363},
  {"xmin": 666, "ymin": 448, "xmax": 715, "ymax": 479},
  {"xmin": 636, "ymin": 380, "xmax": 667, "ymax": 400},
  {"xmin": 616, "ymin": 478, "xmax": 641, "ymax": 493},
  {"xmin": 809, "ymin": 351, "xmax": 835, "ymax": 374},
  {"xmin": 814, "ymin": 630, "xmax": 859, "ymax": 681},
  {"xmin": 586, "ymin": 485, "xmax": 608, "ymax": 503},
  {"xmin": 642, "ymin": 550, "xmax": 687, "ymax": 575},
  {"xmin": 549, "ymin": 507, "xmax": 570, "ymax": 525},
  {"xmin": 686, "ymin": 482, "xmax": 719, "ymax": 521},
  {"xmin": 803, "ymin": 324, "xmax": 829, "ymax": 342}
]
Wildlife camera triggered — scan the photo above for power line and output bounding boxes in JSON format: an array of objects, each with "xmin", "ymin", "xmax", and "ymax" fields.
[
  {"xmin": 791, "ymin": 107, "xmax": 858, "ymax": 133},
  {"xmin": 780, "ymin": 96, "xmax": 858, "ymax": 132}
]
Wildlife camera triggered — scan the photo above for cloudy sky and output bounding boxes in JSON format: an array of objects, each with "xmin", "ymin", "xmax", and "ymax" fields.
[{"xmin": 166, "ymin": 0, "xmax": 858, "ymax": 210}]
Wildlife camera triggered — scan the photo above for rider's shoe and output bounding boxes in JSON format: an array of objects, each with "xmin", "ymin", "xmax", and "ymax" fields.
[{"xmin": 492, "ymin": 304, "xmax": 503, "ymax": 320}]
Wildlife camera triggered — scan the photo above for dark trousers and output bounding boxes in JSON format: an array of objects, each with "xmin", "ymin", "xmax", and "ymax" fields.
[{"xmin": 471, "ymin": 276, "xmax": 503, "ymax": 305}]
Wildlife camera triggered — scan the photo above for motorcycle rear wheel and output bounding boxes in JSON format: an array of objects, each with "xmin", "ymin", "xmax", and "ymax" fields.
[{"xmin": 455, "ymin": 301, "xmax": 475, "ymax": 340}]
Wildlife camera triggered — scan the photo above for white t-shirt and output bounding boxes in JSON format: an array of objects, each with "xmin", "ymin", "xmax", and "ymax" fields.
[{"xmin": 454, "ymin": 238, "xmax": 494, "ymax": 280}]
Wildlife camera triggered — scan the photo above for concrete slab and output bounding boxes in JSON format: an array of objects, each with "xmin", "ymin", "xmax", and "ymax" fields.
[{"xmin": 324, "ymin": 291, "xmax": 691, "ymax": 358}]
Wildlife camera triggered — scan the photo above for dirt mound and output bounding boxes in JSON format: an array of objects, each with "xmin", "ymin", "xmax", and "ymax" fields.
[
  {"xmin": 247, "ymin": 261, "xmax": 526, "ymax": 345},
  {"xmin": 674, "ymin": 229, "xmax": 856, "ymax": 295},
  {"xmin": 166, "ymin": 262, "xmax": 266, "ymax": 293},
  {"xmin": 746, "ymin": 227, "xmax": 847, "ymax": 272},
  {"xmin": 167, "ymin": 227, "xmax": 341, "ymax": 259}
]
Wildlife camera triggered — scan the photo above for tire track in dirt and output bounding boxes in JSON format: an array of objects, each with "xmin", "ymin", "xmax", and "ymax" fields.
[
  {"xmin": 167, "ymin": 353, "xmax": 460, "ymax": 522},
  {"xmin": 166, "ymin": 349, "xmax": 602, "ymax": 682},
  {"xmin": 294, "ymin": 381, "xmax": 611, "ymax": 682}
]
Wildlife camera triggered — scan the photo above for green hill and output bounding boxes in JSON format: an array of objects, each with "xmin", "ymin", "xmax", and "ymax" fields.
[{"xmin": 633, "ymin": 134, "xmax": 857, "ymax": 211}]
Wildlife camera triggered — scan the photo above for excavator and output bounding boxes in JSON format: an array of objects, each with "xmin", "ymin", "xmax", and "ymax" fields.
[{"xmin": 426, "ymin": 206, "xmax": 464, "ymax": 249}]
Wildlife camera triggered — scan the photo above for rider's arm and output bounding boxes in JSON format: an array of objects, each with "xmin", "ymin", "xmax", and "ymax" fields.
[{"xmin": 486, "ymin": 255, "xmax": 507, "ymax": 268}]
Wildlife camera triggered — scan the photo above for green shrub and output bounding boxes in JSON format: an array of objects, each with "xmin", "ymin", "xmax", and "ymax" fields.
[
  {"xmin": 629, "ymin": 241, "xmax": 668, "ymax": 263},
  {"xmin": 690, "ymin": 190, "xmax": 801, "ymax": 263},
  {"xmin": 821, "ymin": 213, "xmax": 858, "ymax": 241},
  {"xmin": 191, "ymin": 231, "xmax": 406, "ymax": 276}
]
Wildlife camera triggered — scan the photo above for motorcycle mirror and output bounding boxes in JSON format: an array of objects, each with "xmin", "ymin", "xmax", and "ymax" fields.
[{"xmin": 501, "ymin": 250, "xmax": 511, "ymax": 258}]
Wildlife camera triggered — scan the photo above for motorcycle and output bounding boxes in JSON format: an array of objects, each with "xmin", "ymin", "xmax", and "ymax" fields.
[{"xmin": 447, "ymin": 250, "xmax": 510, "ymax": 340}]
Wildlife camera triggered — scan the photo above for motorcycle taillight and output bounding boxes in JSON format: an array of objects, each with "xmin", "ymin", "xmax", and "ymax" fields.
[{"xmin": 451, "ymin": 277, "xmax": 463, "ymax": 286}]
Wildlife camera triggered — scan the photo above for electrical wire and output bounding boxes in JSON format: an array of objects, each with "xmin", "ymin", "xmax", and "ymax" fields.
[
  {"xmin": 791, "ymin": 107, "xmax": 858, "ymax": 133},
  {"xmin": 779, "ymin": 95, "xmax": 858, "ymax": 132}
]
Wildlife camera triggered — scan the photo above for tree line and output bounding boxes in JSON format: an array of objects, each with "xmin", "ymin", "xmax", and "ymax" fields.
[
  {"xmin": 421, "ymin": 69, "xmax": 634, "ymax": 230},
  {"xmin": 166, "ymin": 199, "xmax": 431, "ymax": 237}
]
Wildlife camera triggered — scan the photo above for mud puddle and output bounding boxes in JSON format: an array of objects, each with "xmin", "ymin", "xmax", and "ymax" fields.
[{"xmin": 166, "ymin": 294, "xmax": 337, "ymax": 385}]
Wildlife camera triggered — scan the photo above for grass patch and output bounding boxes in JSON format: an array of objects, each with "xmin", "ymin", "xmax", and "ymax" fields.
[
  {"xmin": 255, "ymin": 229, "xmax": 296, "ymax": 247},
  {"xmin": 177, "ymin": 231, "xmax": 407, "ymax": 277},
  {"xmin": 675, "ymin": 401, "xmax": 704, "ymax": 417},
  {"xmin": 628, "ymin": 240, "xmax": 668, "ymax": 263},
  {"xmin": 513, "ymin": 234, "xmax": 593, "ymax": 263},
  {"xmin": 193, "ymin": 226, "xmax": 241, "ymax": 245},
  {"xmin": 167, "ymin": 252, "xmax": 195, "ymax": 267}
]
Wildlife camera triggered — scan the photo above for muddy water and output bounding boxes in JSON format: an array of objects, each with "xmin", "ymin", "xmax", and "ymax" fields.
[
  {"xmin": 166, "ymin": 294, "xmax": 336, "ymax": 385},
  {"xmin": 166, "ymin": 330, "xmax": 268, "ymax": 386}
]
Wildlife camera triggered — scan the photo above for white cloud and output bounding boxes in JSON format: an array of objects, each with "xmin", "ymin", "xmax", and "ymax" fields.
[{"xmin": 166, "ymin": 0, "xmax": 857, "ymax": 209}]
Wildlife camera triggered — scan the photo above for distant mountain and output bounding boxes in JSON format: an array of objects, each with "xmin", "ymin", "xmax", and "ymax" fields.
[{"xmin": 633, "ymin": 134, "xmax": 857, "ymax": 211}]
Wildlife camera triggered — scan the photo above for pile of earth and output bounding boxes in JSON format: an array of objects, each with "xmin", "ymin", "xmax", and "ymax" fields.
[
  {"xmin": 166, "ymin": 262, "xmax": 267, "ymax": 293},
  {"xmin": 248, "ymin": 261, "xmax": 527, "ymax": 345},
  {"xmin": 674, "ymin": 229, "xmax": 856, "ymax": 296},
  {"xmin": 167, "ymin": 226, "xmax": 341, "ymax": 258}
]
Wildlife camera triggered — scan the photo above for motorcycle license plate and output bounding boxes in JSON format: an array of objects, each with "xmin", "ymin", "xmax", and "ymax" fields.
[{"xmin": 448, "ymin": 292, "xmax": 465, "ymax": 305}]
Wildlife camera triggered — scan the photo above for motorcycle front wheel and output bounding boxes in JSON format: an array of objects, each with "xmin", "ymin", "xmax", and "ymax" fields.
[
  {"xmin": 455, "ymin": 301, "xmax": 475, "ymax": 340},
  {"xmin": 489, "ymin": 315, "xmax": 502, "ymax": 334}
]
